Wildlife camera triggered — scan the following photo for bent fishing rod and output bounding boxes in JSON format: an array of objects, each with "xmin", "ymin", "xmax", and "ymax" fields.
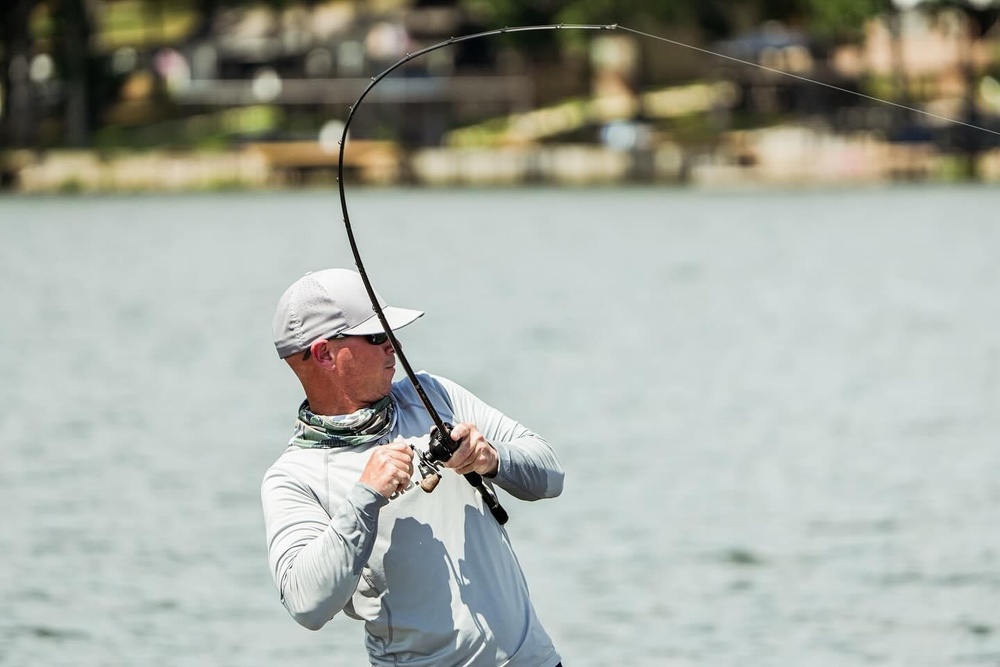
[
  {"xmin": 337, "ymin": 25, "xmax": 612, "ymax": 526},
  {"xmin": 336, "ymin": 22, "xmax": 1000, "ymax": 525}
]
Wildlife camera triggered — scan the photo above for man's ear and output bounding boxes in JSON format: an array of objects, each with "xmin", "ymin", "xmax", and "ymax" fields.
[{"xmin": 309, "ymin": 339, "xmax": 336, "ymax": 366}]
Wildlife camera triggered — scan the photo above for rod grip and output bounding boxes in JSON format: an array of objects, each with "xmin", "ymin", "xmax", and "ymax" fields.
[{"xmin": 463, "ymin": 472, "xmax": 509, "ymax": 525}]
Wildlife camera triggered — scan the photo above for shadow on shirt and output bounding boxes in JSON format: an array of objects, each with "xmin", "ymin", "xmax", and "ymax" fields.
[{"xmin": 379, "ymin": 503, "xmax": 522, "ymax": 658}]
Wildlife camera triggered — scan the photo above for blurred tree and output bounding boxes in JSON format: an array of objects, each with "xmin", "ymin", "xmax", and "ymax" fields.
[
  {"xmin": 190, "ymin": 0, "xmax": 223, "ymax": 40},
  {"xmin": 455, "ymin": 0, "xmax": 891, "ymax": 96},
  {"xmin": 920, "ymin": 0, "xmax": 1000, "ymax": 178},
  {"xmin": 923, "ymin": 0, "xmax": 1000, "ymax": 33},
  {"xmin": 459, "ymin": 0, "xmax": 700, "ymax": 45},
  {"xmin": 1, "ymin": 0, "xmax": 108, "ymax": 148},
  {"xmin": 0, "ymin": 0, "xmax": 38, "ymax": 148},
  {"xmin": 51, "ymin": 0, "xmax": 94, "ymax": 146},
  {"xmin": 458, "ymin": 0, "xmax": 692, "ymax": 27},
  {"xmin": 189, "ymin": 0, "xmax": 291, "ymax": 39},
  {"xmin": 758, "ymin": 0, "xmax": 891, "ymax": 40},
  {"xmin": 460, "ymin": 0, "xmax": 892, "ymax": 41}
]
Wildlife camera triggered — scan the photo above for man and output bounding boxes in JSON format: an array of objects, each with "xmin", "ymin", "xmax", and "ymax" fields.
[{"xmin": 261, "ymin": 268, "xmax": 565, "ymax": 667}]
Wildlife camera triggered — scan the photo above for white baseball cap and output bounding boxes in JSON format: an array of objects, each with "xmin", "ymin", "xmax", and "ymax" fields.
[{"xmin": 272, "ymin": 268, "xmax": 423, "ymax": 358}]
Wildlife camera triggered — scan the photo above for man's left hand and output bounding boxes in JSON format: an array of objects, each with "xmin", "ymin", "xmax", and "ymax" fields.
[{"xmin": 445, "ymin": 422, "xmax": 499, "ymax": 477}]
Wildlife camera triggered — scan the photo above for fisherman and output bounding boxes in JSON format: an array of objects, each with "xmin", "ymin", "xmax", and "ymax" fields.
[{"xmin": 261, "ymin": 268, "xmax": 566, "ymax": 667}]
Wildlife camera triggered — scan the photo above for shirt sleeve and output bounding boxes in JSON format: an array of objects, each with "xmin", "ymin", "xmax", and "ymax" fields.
[
  {"xmin": 432, "ymin": 374, "xmax": 565, "ymax": 501},
  {"xmin": 261, "ymin": 467, "xmax": 388, "ymax": 630}
]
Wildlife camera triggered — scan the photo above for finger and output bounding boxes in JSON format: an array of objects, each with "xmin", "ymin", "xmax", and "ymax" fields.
[
  {"xmin": 450, "ymin": 423, "xmax": 470, "ymax": 442},
  {"xmin": 456, "ymin": 446, "xmax": 485, "ymax": 472},
  {"xmin": 380, "ymin": 454, "xmax": 413, "ymax": 477},
  {"xmin": 382, "ymin": 440, "xmax": 413, "ymax": 455},
  {"xmin": 377, "ymin": 446, "xmax": 414, "ymax": 463},
  {"xmin": 449, "ymin": 435, "xmax": 472, "ymax": 456},
  {"xmin": 457, "ymin": 458, "xmax": 485, "ymax": 476},
  {"xmin": 465, "ymin": 443, "xmax": 498, "ymax": 476},
  {"xmin": 445, "ymin": 447, "xmax": 475, "ymax": 470}
]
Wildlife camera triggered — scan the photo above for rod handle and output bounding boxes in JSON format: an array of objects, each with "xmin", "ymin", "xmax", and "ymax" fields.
[{"xmin": 463, "ymin": 471, "xmax": 509, "ymax": 525}]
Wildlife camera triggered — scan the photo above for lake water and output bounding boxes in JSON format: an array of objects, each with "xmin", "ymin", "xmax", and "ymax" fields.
[{"xmin": 2, "ymin": 185, "xmax": 999, "ymax": 666}]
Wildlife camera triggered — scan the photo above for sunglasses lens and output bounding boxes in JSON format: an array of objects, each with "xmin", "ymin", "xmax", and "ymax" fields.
[{"xmin": 369, "ymin": 333, "xmax": 389, "ymax": 345}]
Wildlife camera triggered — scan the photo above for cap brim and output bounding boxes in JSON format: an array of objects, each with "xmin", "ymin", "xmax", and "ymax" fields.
[{"xmin": 341, "ymin": 306, "xmax": 424, "ymax": 336}]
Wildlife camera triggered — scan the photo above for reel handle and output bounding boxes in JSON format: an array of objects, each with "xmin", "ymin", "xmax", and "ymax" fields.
[{"xmin": 418, "ymin": 472, "xmax": 441, "ymax": 493}]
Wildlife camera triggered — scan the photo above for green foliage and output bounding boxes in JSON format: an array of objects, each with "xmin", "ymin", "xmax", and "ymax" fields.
[
  {"xmin": 553, "ymin": 0, "xmax": 691, "ymax": 26},
  {"xmin": 462, "ymin": 0, "xmax": 889, "ymax": 41},
  {"xmin": 802, "ymin": 0, "xmax": 890, "ymax": 40},
  {"xmin": 463, "ymin": 0, "xmax": 692, "ymax": 27}
]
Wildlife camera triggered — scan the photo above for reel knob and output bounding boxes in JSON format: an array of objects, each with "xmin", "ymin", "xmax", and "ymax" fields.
[{"xmin": 419, "ymin": 473, "xmax": 441, "ymax": 493}]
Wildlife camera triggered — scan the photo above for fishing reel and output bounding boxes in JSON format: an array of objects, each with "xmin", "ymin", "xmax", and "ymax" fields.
[
  {"xmin": 412, "ymin": 422, "xmax": 509, "ymax": 525},
  {"xmin": 412, "ymin": 422, "xmax": 455, "ymax": 493}
]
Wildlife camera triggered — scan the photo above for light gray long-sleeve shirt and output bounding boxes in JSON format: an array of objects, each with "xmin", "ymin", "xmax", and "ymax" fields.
[{"xmin": 261, "ymin": 372, "xmax": 565, "ymax": 667}]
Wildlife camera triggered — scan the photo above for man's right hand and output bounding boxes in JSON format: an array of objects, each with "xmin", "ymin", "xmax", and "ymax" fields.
[{"xmin": 360, "ymin": 439, "xmax": 414, "ymax": 499}]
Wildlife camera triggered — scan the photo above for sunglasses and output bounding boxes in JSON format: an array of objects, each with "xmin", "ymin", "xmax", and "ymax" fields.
[
  {"xmin": 301, "ymin": 332, "xmax": 390, "ymax": 360},
  {"xmin": 354, "ymin": 332, "xmax": 390, "ymax": 346}
]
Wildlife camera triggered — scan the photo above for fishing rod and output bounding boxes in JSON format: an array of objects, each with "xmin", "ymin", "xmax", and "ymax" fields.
[
  {"xmin": 336, "ymin": 21, "xmax": 999, "ymax": 524},
  {"xmin": 336, "ymin": 25, "xmax": 612, "ymax": 526}
]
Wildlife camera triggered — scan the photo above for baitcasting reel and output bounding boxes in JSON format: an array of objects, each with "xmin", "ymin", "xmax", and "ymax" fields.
[{"xmin": 412, "ymin": 422, "xmax": 509, "ymax": 525}]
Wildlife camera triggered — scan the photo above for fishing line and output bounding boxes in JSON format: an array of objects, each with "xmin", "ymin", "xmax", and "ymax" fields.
[
  {"xmin": 335, "ymin": 22, "xmax": 996, "ymax": 522},
  {"xmin": 617, "ymin": 24, "xmax": 1000, "ymax": 138}
]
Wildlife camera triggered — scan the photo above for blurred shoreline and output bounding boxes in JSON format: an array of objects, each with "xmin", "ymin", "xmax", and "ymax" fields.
[
  {"xmin": 6, "ymin": 3, "xmax": 1000, "ymax": 194},
  {"xmin": 4, "ymin": 126, "xmax": 999, "ymax": 194}
]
